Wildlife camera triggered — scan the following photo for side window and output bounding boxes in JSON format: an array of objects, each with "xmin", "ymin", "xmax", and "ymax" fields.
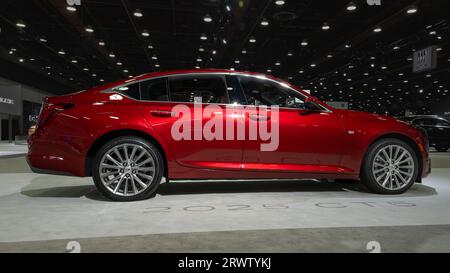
[
  {"xmin": 141, "ymin": 77, "xmax": 169, "ymax": 101},
  {"xmin": 238, "ymin": 76, "xmax": 306, "ymax": 109},
  {"xmin": 415, "ymin": 118, "xmax": 436, "ymax": 126},
  {"xmin": 113, "ymin": 82, "xmax": 140, "ymax": 100},
  {"xmin": 436, "ymin": 120, "xmax": 450, "ymax": 126},
  {"xmin": 169, "ymin": 75, "xmax": 229, "ymax": 104}
]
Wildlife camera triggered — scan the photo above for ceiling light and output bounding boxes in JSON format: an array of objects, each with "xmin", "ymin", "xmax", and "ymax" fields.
[
  {"xmin": 212, "ymin": 50, "xmax": 216, "ymax": 55},
  {"xmin": 242, "ymin": 49, "xmax": 247, "ymax": 54},
  {"xmin": 347, "ymin": 2, "xmax": 357, "ymax": 11},
  {"xmin": 345, "ymin": 44, "xmax": 351, "ymax": 48},
  {"xmin": 249, "ymin": 36, "xmax": 256, "ymax": 43},
  {"xmin": 261, "ymin": 19, "xmax": 269, "ymax": 26},
  {"xmin": 393, "ymin": 46, "xmax": 400, "ymax": 50},
  {"xmin": 39, "ymin": 37, "xmax": 47, "ymax": 43},
  {"xmin": 66, "ymin": 6, "xmax": 77, "ymax": 12},
  {"xmin": 58, "ymin": 50, "xmax": 66, "ymax": 55},
  {"xmin": 83, "ymin": 68, "xmax": 89, "ymax": 71},
  {"xmin": 195, "ymin": 66, "xmax": 200, "ymax": 69},
  {"xmin": 203, "ymin": 14, "xmax": 212, "ymax": 23},
  {"xmin": 109, "ymin": 53, "xmax": 116, "ymax": 58},
  {"xmin": 301, "ymin": 40, "xmax": 308, "ymax": 46},
  {"xmin": 275, "ymin": 0, "xmax": 285, "ymax": 6},
  {"xmin": 85, "ymin": 26, "xmax": 94, "ymax": 33},
  {"xmin": 373, "ymin": 26, "xmax": 382, "ymax": 33},
  {"xmin": 200, "ymin": 34, "xmax": 208, "ymax": 40},
  {"xmin": 133, "ymin": 9, "xmax": 143, "ymax": 17},
  {"xmin": 310, "ymin": 63, "xmax": 316, "ymax": 67},
  {"xmin": 116, "ymin": 62, "xmax": 123, "ymax": 66},
  {"xmin": 406, "ymin": 7, "xmax": 418, "ymax": 14},
  {"xmin": 234, "ymin": 59, "xmax": 240, "ymax": 64},
  {"xmin": 98, "ymin": 41, "xmax": 106, "ymax": 46},
  {"xmin": 123, "ymin": 69, "xmax": 129, "ymax": 73},
  {"xmin": 155, "ymin": 64, "xmax": 160, "ymax": 68},
  {"xmin": 322, "ymin": 23, "xmax": 330, "ymax": 30},
  {"xmin": 19, "ymin": 58, "xmax": 24, "ymax": 63},
  {"xmin": 16, "ymin": 20, "xmax": 26, "ymax": 28},
  {"xmin": 267, "ymin": 68, "xmax": 272, "ymax": 73},
  {"xmin": 199, "ymin": 47, "xmax": 205, "ymax": 52},
  {"xmin": 196, "ymin": 58, "xmax": 202, "ymax": 62},
  {"xmin": 152, "ymin": 55, "xmax": 158, "ymax": 60},
  {"xmin": 148, "ymin": 44, "xmax": 154, "ymax": 49},
  {"xmin": 141, "ymin": 30, "xmax": 150, "ymax": 37},
  {"xmin": 287, "ymin": 52, "xmax": 293, "ymax": 56},
  {"xmin": 327, "ymin": 54, "xmax": 333, "ymax": 58},
  {"xmin": 71, "ymin": 59, "xmax": 78, "ymax": 63},
  {"xmin": 222, "ymin": 39, "xmax": 227, "ymax": 44},
  {"xmin": 275, "ymin": 61, "xmax": 281, "ymax": 66},
  {"xmin": 429, "ymin": 30, "xmax": 436, "ymax": 35}
]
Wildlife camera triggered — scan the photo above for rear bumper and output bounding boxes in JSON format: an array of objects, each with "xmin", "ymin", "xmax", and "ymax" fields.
[{"xmin": 27, "ymin": 132, "xmax": 87, "ymax": 177}]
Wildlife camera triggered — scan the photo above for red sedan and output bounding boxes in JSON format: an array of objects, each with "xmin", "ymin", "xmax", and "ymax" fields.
[{"xmin": 27, "ymin": 69, "xmax": 430, "ymax": 201}]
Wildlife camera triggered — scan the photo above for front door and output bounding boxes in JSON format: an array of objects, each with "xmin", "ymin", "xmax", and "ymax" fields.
[{"xmin": 236, "ymin": 75, "xmax": 346, "ymax": 174}]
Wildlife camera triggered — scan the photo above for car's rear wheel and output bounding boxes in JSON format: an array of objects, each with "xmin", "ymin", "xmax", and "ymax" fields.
[
  {"xmin": 92, "ymin": 136, "xmax": 164, "ymax": 201},
  {"xmin": 361, "ymin": 138, "xmax": 419, "ymax": 194}
]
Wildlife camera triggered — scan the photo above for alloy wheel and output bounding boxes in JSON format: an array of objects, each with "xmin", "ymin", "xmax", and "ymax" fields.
[
  {"xmin": 371, "ymin": 144, "xmax": 415, "ymax": 190},
  {"xmin": 99, "ymin": 144, "xmax": 156, "ymax": 197}
]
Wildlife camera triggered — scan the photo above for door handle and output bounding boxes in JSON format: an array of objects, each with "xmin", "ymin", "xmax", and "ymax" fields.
[
  {"xmin": 150, "ymin": 110, "xmax": 173, "ymax": 117},
  {"xmin": 248, "ymin": 114, "xmax": 270, "ymax": 121}
]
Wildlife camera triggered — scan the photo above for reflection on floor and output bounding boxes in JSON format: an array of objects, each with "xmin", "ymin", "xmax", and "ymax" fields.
[{"xmin": 0, "ymin": 147, "xmax": 450, "ymax": 252}]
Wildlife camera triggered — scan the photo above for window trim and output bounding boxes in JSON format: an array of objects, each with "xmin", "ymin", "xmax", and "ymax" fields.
[{"xmin": 102, "ymin": 72, "xmax": 332, "ymax": 111}]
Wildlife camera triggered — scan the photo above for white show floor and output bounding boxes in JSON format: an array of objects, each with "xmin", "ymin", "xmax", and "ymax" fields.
[{"xmin": 0, "ymin": 152, "xmax": 450, "ymax": 243}]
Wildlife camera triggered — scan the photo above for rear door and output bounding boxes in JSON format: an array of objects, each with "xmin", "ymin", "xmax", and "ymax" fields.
[{"xmin": 140, "ymin": 74, "xmax": 244, "ymax": 170}]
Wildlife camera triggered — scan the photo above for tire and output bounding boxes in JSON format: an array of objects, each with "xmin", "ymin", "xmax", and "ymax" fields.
[
  {"xmin": 92, "ymin": 136, "xmax": 164, "ymax": 201},
  {"xmin": 435, "ymin": 146, "xmax": 448, "ymax": 152},
  {"xmin": 360, "ymin": 138, "xmax": 419, "ymax": 194}
]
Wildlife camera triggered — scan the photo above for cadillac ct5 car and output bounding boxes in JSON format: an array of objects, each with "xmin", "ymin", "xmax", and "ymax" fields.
[{"xmin": 27, "ymin": 69, "xmax": 430, "ymax": 201}]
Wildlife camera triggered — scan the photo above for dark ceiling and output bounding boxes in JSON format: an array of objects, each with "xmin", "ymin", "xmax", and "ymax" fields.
[{"xmin": 0, "ymin": 0, "xmax": 449, "ymax": 115}]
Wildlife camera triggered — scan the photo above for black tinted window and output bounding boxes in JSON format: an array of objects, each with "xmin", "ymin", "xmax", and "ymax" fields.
[
  {"xmin": 414, "ymin": 118, "xmax": 436, "ymax": 126},
  {"xmin": 436, "ymin": 120, "xmax": 450, "ymax": 126},
  {"xmin": 239, "ymin": 77, "xmax": 306, "ymax": 109},
  {"xmin": 114, "ymin": 83, "xmax": 140, "ymax": 100},
  {"xmin": 141, "ymin": 78, "xmax": 168, "ymax": 101},
  {"xmin": 169, "ymin": 75, "xmax": 229, "ymax": 104}
]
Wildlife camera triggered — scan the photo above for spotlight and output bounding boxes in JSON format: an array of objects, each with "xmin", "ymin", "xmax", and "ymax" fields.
[
  {"xmin": 85, "ymin": 26, "xmax": 94, "ymax": 33},
  {"xmin": 133, "ymin": 9, "xmax": 143, "ymax": 17},
  {"xmin": 406, "ymin": 6, "xmax": 417, "ymax": 14},
  {"xmin": 203, "ymin": 14, "xmax": 212, "ymax": 23},
  {"xmin": 16, "ymin": 20, "xmax": 26, "ymax": 28},
  {"xmin": 347, "ymin": 2, "xmax": 357, "ymax": 11}
]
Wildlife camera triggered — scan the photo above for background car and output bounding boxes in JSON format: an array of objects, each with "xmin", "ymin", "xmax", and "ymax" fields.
[
  {"xmin": 27, "ymin": 70, "xmax": 430, "ymax": 201},
  {"xmin": 400, "ymin": 115, "xmax": 450, "ymax": 152}
]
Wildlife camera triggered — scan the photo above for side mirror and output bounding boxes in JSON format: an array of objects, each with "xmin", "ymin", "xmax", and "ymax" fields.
[{"xmin": 304, "ymin": 99, "xmax": 321, "ymax": 111}]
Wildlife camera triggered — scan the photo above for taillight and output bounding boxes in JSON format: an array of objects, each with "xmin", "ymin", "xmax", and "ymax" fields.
[{"xmin": 37, "ymin": 103, "xmax": 74, "ymax": 128}]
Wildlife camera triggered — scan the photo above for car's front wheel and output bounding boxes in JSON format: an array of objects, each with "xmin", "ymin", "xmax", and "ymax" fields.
[
  {"xmin": 361, "ymin": 138, "xmax": 419, "ymax": 194},
  {"xmin": 92, "ymin": 136, "xmax": 164, "ymax": 201}
]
